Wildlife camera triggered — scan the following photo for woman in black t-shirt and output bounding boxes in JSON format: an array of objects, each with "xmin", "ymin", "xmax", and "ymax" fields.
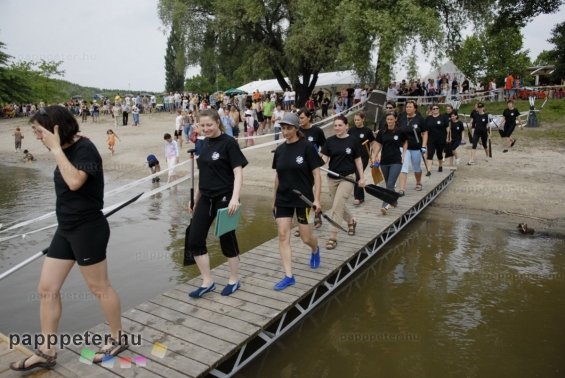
[
  {"xmin": 11, "ymin": 106, "xmax": 128, "ymax": 372},
  {"xmin": 186, "ymin": 109, "xmax": 248, "ymax": 298},
  {"xmin": 468, "ymin": 102, "xmax": 489, "ymax": 165},
  {"xmin": 448, "ymin": 112, "xmax": 464, "ymax": 166},
  {"xmin": 375, "ymin": 113, "xmax": 407, "ymax": 214},
  {"xmin": 272, "ymin": 113, "xmax": 324, "ymax": 291},
  {"xmin": 320, "ymin": 115, "xmax": 365, "ymax": 250},
  {"xmin": 349, "ymin": 112, "xmax": 377, "ymax": 205}
]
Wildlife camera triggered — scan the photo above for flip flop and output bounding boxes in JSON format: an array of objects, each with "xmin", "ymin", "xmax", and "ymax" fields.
[
  {"xmin": 93, "ymin": 337, "xmax": 129, "ymax": 364},
  {"xmin": 415, "ymin": 184, "xmax": 423, "ymax": 191}
]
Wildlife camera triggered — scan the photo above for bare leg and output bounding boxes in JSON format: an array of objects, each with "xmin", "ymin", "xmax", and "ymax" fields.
[
  {"xmin": 226, "ymin": 256, "xmax": 240, "ymax": 284},
  {"xmin": 276, "ymin": 217, "xmax": 293, "ymax": 277},
  {"xmin": 79, "ymin": 260, "xmax": 123, "ymax": 339},
  {"xmin": 194, "ymin": 254, "xmax": 214, "ymax": 287}
]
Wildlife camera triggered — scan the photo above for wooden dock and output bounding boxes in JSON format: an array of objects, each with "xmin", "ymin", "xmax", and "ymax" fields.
[{"xmin": 2, "ymin": 170, "xmax": 454, "ymax": 378}]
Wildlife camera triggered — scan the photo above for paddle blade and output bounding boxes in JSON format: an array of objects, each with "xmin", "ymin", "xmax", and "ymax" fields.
[
  {"xmin": 184, "ymin": 224, "xmax": 196, "ymax": 266},
  {"xmin": 488, "ymin": 139, "xmax": 492, "ymax": 158},
  {"xmin": 364, "ymin": 184, "xmax": 400, "ymax": 204},
  {"xmin": 371, "ymin": 166, "xmax": 384, "ymax": 184}
]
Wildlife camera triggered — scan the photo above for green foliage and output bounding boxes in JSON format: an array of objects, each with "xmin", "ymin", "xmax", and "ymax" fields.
[
  {"xmin": 164, "ymin": 19, "xmax": 186, "ymax": 92},
  {"xmin": 547, "ymin": 21, "xmax": 565, "ymax": 82},
  {"xmin": 452, "ymin": 26, "xmax": 532, "ymax": 85},
  {"xmin": 533, "ymin": 50, "xmax": 555, "ymax": 66}
]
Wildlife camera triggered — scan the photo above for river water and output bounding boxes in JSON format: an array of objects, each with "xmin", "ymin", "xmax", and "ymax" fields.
[{"xmin": 1, "ymin": 164, "xmax": 564, "ymax": 377}]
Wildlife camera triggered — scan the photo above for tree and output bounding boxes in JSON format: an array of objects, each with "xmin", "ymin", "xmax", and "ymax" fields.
[
  {"xmin": 164, "ymin": 19, "xmax": 186, "ymax": 92},
  {"xmin": 533, "ymin": 50, "xmax": 554, "ymax": 66},
  {"xmin": 451, "ymin": 26, "xmax": 531, "ymax": 86},
  {"xmin": 547, "ymin": 21, "xmax": 565, "ymax": 82},
  {"xmin": 0, "ymin": 41, "xmax": 33, "ymax": 103}
]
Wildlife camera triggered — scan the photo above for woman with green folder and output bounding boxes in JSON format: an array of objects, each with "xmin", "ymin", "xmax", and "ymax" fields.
[{"xmin": 185, "ymin": 109, "xmax": 248, "ymax": 298}]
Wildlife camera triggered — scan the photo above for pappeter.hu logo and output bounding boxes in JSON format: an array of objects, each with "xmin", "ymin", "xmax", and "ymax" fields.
[
  {"xmin": 9, "ymin": 331, "xmax": 140, "ymax": 351},
  {"xmin": 78, "ymin": 341, "xmax": 168, "ymax": 368}
]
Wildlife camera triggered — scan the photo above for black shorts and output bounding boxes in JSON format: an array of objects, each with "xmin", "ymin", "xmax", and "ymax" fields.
[
  {"xmin": 274, "ymin": 206, "xmax": 314, "ymax": 225},
  {"xmin": 47, "ymin": 216, "xmax": 109, "ymax": 266},
  {"xmin": 174, "ymin": 130, "xmax": 182, "ymax": 137},
  {"xmin": 472, "ymin": 129, "xmax": 488, "ymax": 149},
  {"xmin": 427, "ymin": 142, "xmax": 446, "ymax": 160},
  {"xmin": 500, "ymin": 124, "xmax": 516, "ymax": 138},
  {"xmin": 450, "ymin": 139, "xmax": 461, "ymax": 150},
  {"xmin": 148, "ymin": 160, "xmax": 159, "ymax": 168},
  {"xmin": 256, "ymin": 111, "xmax": 265, "ymax": 122}
]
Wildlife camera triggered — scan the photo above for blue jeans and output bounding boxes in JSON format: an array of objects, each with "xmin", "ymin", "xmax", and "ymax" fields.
[
  {"xmin": 274, "ymin": 126, "xmax": 281, "ymax": 140},
  {"xmin": 380, "ymin": 163, "xmax": 402, "ymax": 207},
  {"xmin": 132, "ymin": 113, "xmax": 139, "ymax": 125}
]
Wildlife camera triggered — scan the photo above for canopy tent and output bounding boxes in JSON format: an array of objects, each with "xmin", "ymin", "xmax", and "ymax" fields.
[
  {"xmin": 423, "ymin": 61, "xmax": 466, "ymax": 83},
  {"xmin": 237, "ymin": 70, "xmax": 360, "ymax": 94}
]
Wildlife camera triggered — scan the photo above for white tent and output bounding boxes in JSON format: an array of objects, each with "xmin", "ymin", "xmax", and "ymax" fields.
[
  {"xmin": 423, "ymin": 61, "xmax": 465, "ymax": 82},
  {"xmin": 237, "ymin": 70, "xmax": 360, "ymax": 94}
]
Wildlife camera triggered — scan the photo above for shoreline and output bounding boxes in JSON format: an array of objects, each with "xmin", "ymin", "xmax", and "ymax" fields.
[{"xmin": 1, "ymin": 112, "xmax": 564, "ymax": 235}]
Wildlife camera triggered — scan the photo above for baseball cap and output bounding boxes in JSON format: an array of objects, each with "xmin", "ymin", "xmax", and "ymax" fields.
[{"xmin": 279, "ymin": 112, "xmax": 299, "ymax": 128}]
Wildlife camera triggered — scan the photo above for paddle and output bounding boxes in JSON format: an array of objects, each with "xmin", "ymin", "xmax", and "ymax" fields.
[
  {"xmin": 412, "ymin": 127, "xmax": 431, "ymax": 177},
  {"xmin": 488, "ymin": 124, "xmax": 492, "ymax": 158},
  {"xmin": 292, "ymin": 189, "xmax": 348, "ymax": 233},
  {"xmin": 363, "ymin": 139, "xmax": 384, "ymax": 185},
  {"xmin": 320, "ymin": 167, "xmax": 400, "ymax": 205},
  {"xmin": 184, "ymin": 149, "xmax": 197, "ymax": 266},
  {"xmin": 0, "ymin": 192, "xmax": 144, "ymax": 282}
]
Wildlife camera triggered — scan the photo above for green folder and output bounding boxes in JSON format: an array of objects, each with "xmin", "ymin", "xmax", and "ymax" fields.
[{"xmin": 214, "ymin": 206, "xmax": 241, "ymax": 237}]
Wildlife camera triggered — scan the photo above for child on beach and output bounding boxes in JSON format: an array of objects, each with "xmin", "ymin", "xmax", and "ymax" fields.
[
  {"xmin": 13, "ymin": 127, "xmax": 23, "ymax": 152},
  {"xmin": 22, "ymin": 149, "xmax": 35, "ymax": 162},
  {"xmin": 146, "ymin": 154, "xmax": 161, "ymax": 183},
  {"xmin": 164, "ymin": 133, "xmax": 179, "ymax": 182},
  {"xmin": 107, "ymin": 129, "xmax": 120, "ymax": 155}
]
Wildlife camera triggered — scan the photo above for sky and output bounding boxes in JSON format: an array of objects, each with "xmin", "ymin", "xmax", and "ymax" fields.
[{"xmin": 0, "ymin": 0, "xmax": 563, "ymax": 92}]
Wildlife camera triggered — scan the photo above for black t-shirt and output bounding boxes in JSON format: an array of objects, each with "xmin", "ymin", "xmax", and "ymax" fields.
[
  {"xmin": 348, "ymin": 126, "xmax": 375, "ymax": 160},
  {"xmin": 398, "ymin": 112, "xmax": 426, "ymax": 150},
  {"xmin": 450, "ymin": 121, "xmax": 464, "ymax": 141},
  {"xmin": 451, "ymin": 80, "xmax": 458, "ymax": 90},
  {"xmin": 321, "ymin": 135, "xmax": 361, "ymax": 177},
  {"xmin": 462, "ymin": 80, "xmax": 469, "ymax": 91},
  {"xmin": 300, "ymin": 126, "xmax": 326, "ymax": 151},
  {"xmin": 470, "ymin": 109, "xmax": 479, "ymax": 128},
  {"xmin": 54, "ymin": 137, "xmax": 104, "ymax": 229},
  {"xmin": 472, "ymin": 112, "xmax": 489, "ymax": 132},
  {"xmin": 272, "ymin": 138, "xmax": 324, "ymax": 207},
  {"xmin": 197, "ymin": 133, "xmax": 248, "ymax": 197},
  {"xmin": 376, "ymin": 129, "xmax": 406, "ymax": 165},
  {"xmin": 425, "ymin": 114, "xmax": 450, "ymax": 143},
  {"xmin": 503, "ymin": 108, "xmax": 520, "ymax": 127}
]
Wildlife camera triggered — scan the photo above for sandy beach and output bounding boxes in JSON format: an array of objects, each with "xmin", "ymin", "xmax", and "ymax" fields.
[{"xmin": 1, "ymin": 110, "xmax": 564, "ymax": 235}]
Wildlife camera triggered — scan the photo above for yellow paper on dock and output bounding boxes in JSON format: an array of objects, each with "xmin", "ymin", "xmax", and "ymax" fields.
[{"xmin": 214, "ymin": 206, "xmax": 241, "ymax": 237}]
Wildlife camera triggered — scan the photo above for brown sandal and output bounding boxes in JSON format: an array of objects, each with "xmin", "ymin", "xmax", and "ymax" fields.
[
  {"xmin": 326, "ymin": 239, "xmax": 337, "ymax": 250},
  {"xmin": 93, "ymin": 337, "xmax": 129, "ymax": 364},
  {"xmin": 348, "ymin": 219, "xmax": 357, "ymax": 236},
  {"xmin": 314, "ymin": 216, "xmax": 322, "ymax": 229},
  {"xmin": 10, "ymin": 349, "xmax": 57, "ymax": 371}
]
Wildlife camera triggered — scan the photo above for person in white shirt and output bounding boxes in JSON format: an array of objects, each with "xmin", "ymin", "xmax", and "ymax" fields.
[
  {"xmin": 289, "ymin": 89, "xmax": 296, "ymax": 108},
  {"xmin": 283, "ymin": 89, "xmax": 291, "ymax": 110},
  {"xmin": 163, "ymin": 133, "xmax": 180, "ymax": 183},
  {"xmin": 272, "ymin": 103, "xmax": 285, "ymax": 141},
  {"xmin": 353, "ymin": 86, "xmax": 362, "ymax": 104},
  {"xmin": 150, "ymin": 95, "xmax": 157, "ymax": 112},
  {"xmin": 175, "ymin": 109, "xmax": 184, "ymax": 149}
]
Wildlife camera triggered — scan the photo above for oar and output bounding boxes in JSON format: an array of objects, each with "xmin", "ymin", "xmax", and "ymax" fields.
[
  {"xmin": 363, "ymin": 139, "xmax": 384, "ymax": 185},
  {"xmin": 292, "ymin": 189, "xmax": 348, "ymax": 233},
  {"xmin": 412, "ymin": 127, "xmax": 431, "ymax": 176},
  {"xmin": 320, "ymin": 167, "xmax": 400, "ymax": 205},
  {"xmin": 488, "ymin": 125, "xmax": 492, "ymax": 158},
  {"xmin": 0, "ymin": 192, "xmax": 144, "ymax": 282},
  {"xmin": 184, "ymin": 149, "xmax": 197, "ymax": 266}
]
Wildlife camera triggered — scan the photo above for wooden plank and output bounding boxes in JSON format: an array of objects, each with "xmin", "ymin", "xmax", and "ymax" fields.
[
  {"xmin": 135, "ymin": 301, "xmax": 249, "ymax": 345},
  {"xmin": 148, "ymin": 294, "xmax": 259, "ymax": 336},
  {"xmin": 122, "ymin": 308, "xmax": 235, "ymax": 356},
  {"xmin": 163, "ymin": 289, "xmax": 271, "ymax": 328}
]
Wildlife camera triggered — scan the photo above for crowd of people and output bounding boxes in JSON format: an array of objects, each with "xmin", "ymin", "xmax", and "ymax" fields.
[{"xmin": 7, "ymin": 84, "xmax": 528, "ymax": 372}]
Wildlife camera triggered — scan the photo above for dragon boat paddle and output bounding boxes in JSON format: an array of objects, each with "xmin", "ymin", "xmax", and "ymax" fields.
[
  {"xmin": 319, "ymin": 167, "xmax": 400, "ymax": 205},
  {"xmin": 0, "ymin": 192, "xmax": 144, "ymax": 282},
  {"xmin": 292, "ymin": 189, "xmax": 348, "ymax": 233}
]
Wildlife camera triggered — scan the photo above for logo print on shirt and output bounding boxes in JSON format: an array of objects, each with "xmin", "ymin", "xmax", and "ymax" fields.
[
  {"xmin": 413, "ymin": 124, "xmax": 419, "ymax": 129},
  {"xmin": 296, "ymin": 156, "xmax": 304, "ymax": 165},
  {"xmin": 394, "ymin": 135, "xmax": 399, "ymax": 140},
  {"xmin": 482, "ymin": 119, "xmax": 486, "ymax": 122},
  {"xmin": 308, "ymin": 136, "xmax": 314, "ymax": 142},
  {"xmin": 212, "ymin": 152, "xmax": 220, "ymax": 160},
  {"xmin": 360, "ymin": 133, "xmax": 364, "ymax": 138},
  {"xmin": 437, "ymin": 121, "xmax": 441, "ymax": 124},
  {"xmin": 345, "ymin": 147, "xmax": 352, "ymax": 155}
]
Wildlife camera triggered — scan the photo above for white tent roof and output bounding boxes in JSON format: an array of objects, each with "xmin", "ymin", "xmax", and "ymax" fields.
[
  {"xmin": 423, "ymin": 61, "xmax": 465, "ymax": 82},
  {"xmin": 237, "ymin": 70, "xmax": 360, "ymax": 93}
]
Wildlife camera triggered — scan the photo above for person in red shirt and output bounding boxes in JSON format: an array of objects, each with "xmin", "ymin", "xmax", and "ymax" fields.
[{"xmin": 505, "ymin": 74, "xmax": 514, "ymax": 99}]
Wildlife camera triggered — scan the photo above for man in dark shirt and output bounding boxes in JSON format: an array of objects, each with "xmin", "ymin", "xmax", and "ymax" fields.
[
  {"xmin": 468, "ymin": 102, "xmax": 489, "ymax": 165},
  {"xmin": 500, "ymin": 100, "xmax": 520, "ymax": 152}
]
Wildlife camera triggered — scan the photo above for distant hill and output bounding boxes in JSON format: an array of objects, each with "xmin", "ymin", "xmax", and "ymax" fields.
[{"xmin": 53, "ymin": 79, "xmax": 160, "ymax": 101}]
